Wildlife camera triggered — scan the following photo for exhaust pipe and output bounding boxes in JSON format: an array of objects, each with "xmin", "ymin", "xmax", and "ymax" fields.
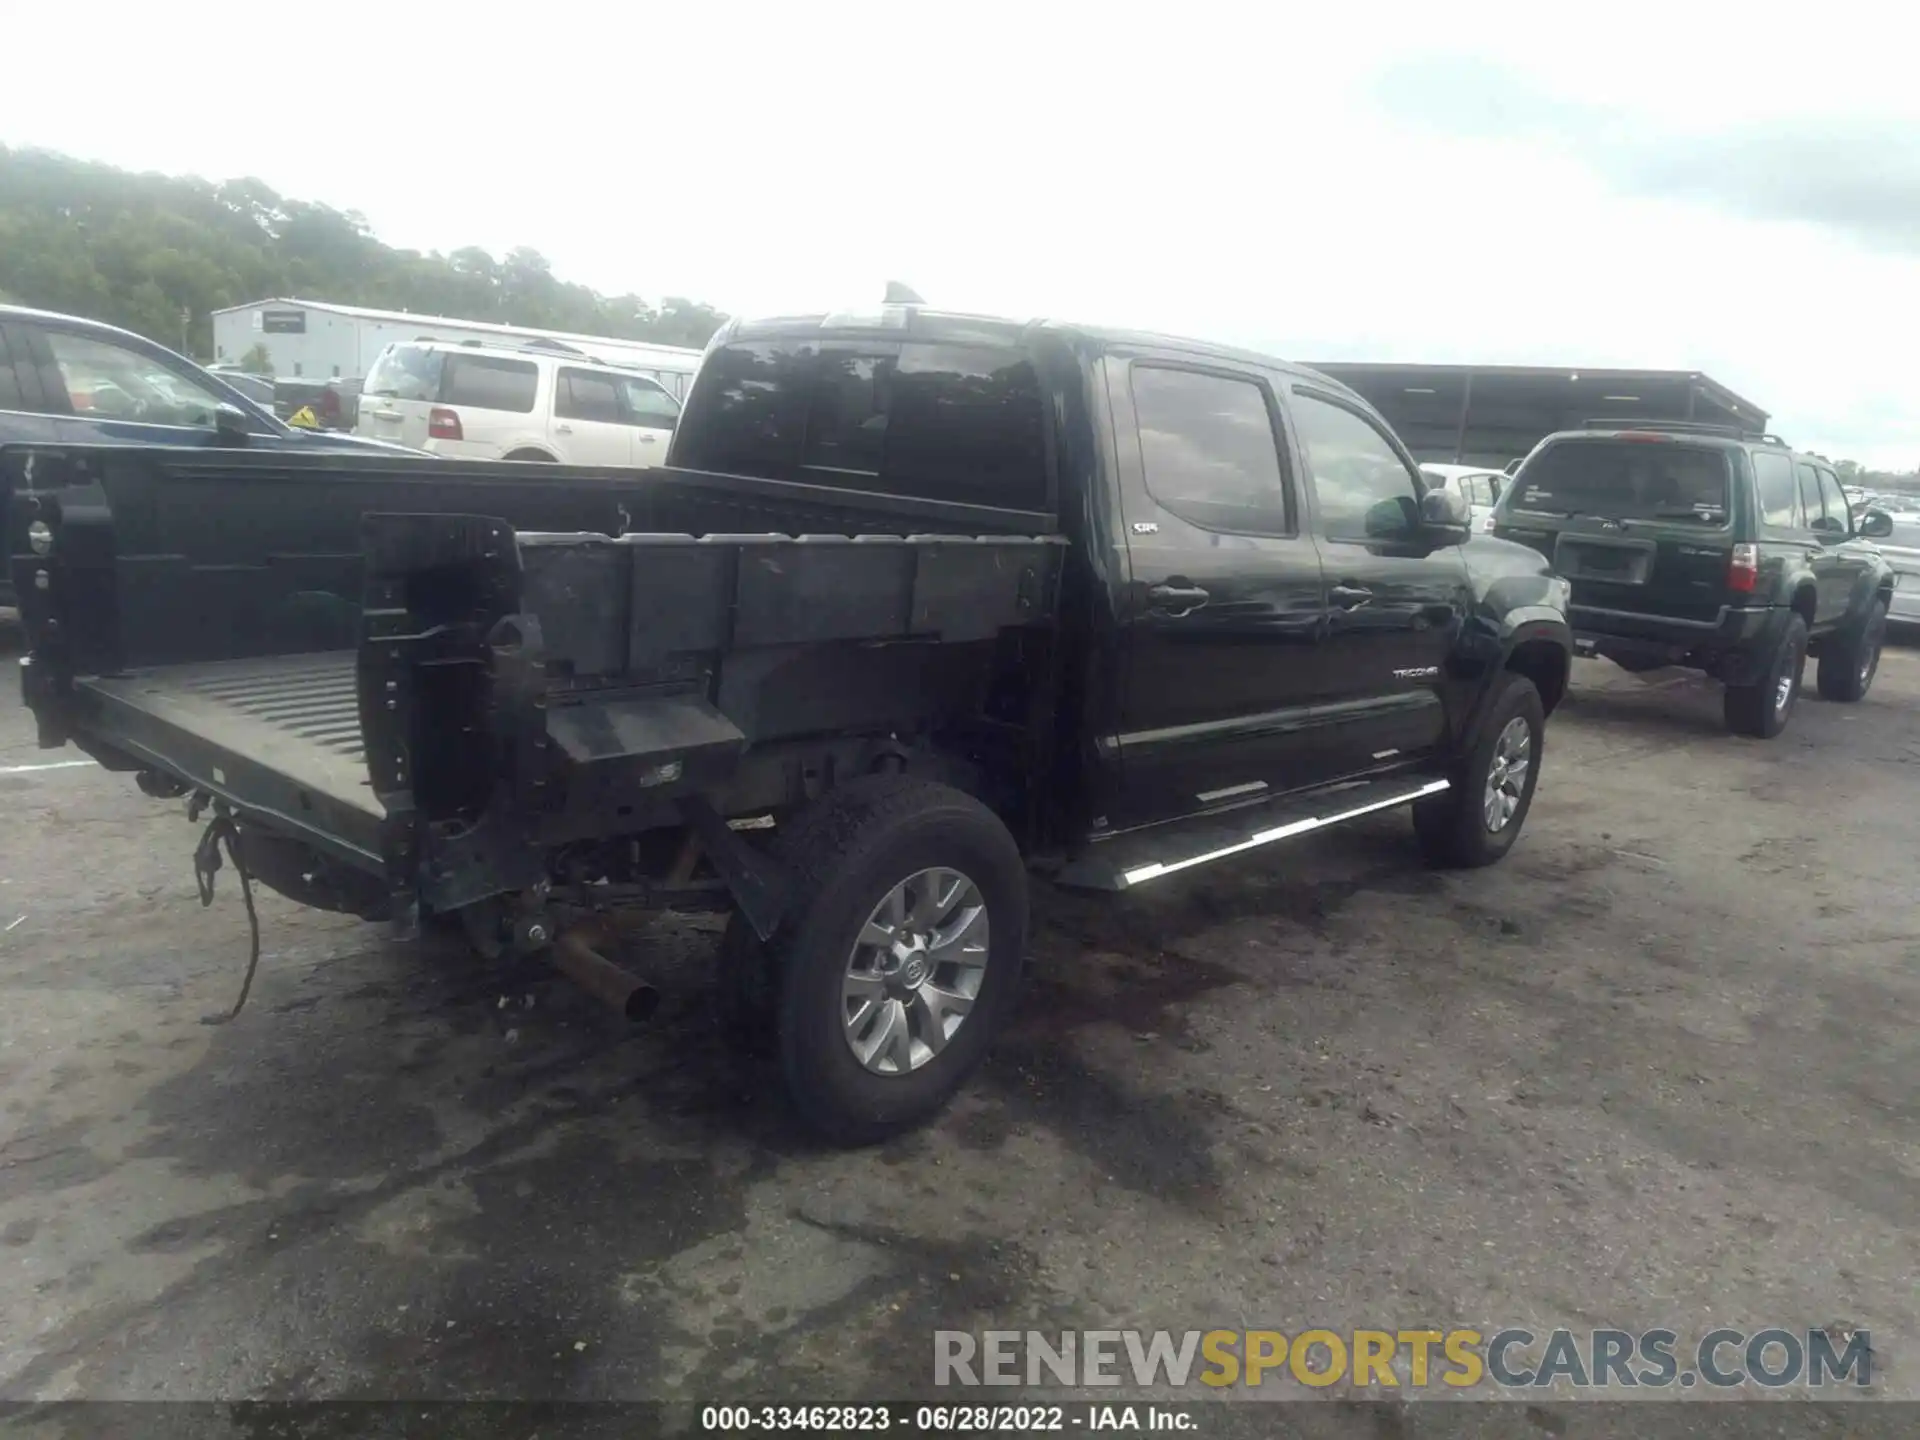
[{"xmin": 550, "ymin": 929, "xmax": 660, "ymax": 1022}]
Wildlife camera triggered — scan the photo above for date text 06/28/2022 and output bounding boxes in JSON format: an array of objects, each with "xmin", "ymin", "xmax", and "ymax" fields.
[{"xmin": 702, "ymin": 1404, "xmax": 1192, "ymax": 1431}]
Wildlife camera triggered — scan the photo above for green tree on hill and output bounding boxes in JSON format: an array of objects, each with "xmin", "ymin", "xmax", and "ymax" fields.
[{"xmin": 0, "ymin": 145, "xmax": 727, "ymax": 358}]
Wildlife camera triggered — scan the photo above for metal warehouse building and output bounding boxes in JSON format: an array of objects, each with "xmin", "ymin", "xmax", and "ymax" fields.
[
  {"xmin": 210, "ymin": 298, "xmax": 706, "ymax": 397},
  {"xmin": 1307, "ymin": 362, "xmax": 1769, "ymax": 469}
]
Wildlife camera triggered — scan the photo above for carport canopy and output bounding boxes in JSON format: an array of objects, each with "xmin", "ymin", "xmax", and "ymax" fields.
[{"xmin": 1304, "ymin": 363, "xmax": 1769, "ymax": 470}]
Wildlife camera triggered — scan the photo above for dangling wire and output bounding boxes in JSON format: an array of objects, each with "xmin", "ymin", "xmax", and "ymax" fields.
[{"xmin": 193, "ymin": 811, "xmax": 262, "ymax": 1025}]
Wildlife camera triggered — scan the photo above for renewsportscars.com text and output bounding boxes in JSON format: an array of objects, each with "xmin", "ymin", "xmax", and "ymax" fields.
[{"xmin": 933, "ymin": 1327, "xmax": 1873, "ymax": 1391}]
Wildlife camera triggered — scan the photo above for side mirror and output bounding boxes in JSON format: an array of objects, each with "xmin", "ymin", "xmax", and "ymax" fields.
[
  {"xmin": 1420, "ymin": 486, "xmax": 1472, "ymax": 543},
  {"xmin": 1859, "ymin": 508, "xmax": 1894, "ymax": 539},
  {"xmin": 212, "ymin": 404, "xmax": 252, "ymax": 445},
  {"xmin": 1363, "ymin": 495, "xmax": 1422, "ymax": 540}
]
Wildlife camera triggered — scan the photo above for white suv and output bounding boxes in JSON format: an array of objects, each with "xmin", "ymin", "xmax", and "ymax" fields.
[
  {"xmin": 355, "ymin": 338, "xmax": 680, "ymax": 466},
  {"xmin": 1418, "ymin": 463, "xmax": 1504, "ymax": 533}
]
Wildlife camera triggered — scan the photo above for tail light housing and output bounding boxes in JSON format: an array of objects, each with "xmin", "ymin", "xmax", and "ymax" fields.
[
  {"xmin": 427, "ymin": 407, "xmax": 463, "ymax": 441},
  {"xmin": 1728, "ymin": 543, "xmax": 1760, "ymax": 593}
]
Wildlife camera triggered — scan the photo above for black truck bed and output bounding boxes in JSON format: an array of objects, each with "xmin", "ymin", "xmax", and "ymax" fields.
[
  {"xmin": 74, "ymin": 651, "xmax": 387, "ymax": 868},
  {"xmin": 36, "ymin": 512, "xmax": 1067, "ymax": 915}
]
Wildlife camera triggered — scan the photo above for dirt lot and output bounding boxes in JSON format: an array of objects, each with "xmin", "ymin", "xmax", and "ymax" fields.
[{"xmin": 1, "ymin": 613, "xmax": 1916, "ymax": 1421}]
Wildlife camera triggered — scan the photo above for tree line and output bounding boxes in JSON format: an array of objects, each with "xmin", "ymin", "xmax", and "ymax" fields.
[{"xmin": 0, "ymin": 146, "xmax": 727, "ymax": 361}]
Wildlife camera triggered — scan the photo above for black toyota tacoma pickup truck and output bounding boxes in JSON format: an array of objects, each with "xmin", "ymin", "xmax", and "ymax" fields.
[
  {"xmin": 1492, "ymin": 421, "xmax": 1896, "ymax": 738},
  {"xmin": 6, "ymin": 306, "xmax": 1572, "ymax": 1142}
]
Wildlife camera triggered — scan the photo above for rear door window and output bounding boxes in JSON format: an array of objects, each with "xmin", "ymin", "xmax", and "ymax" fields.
[
  {"xmin": 1752, "ymin": 451, "xmax": 1802, "ymax": 529},
  {"xmin": 441, "ymin": 355, "xmax": 537, "ymax": 413},
  {"xmin": 1131, "ymin": 365, "xmax": 1291, "ymax": 533},
  {"xmin": 1515, "ymin": 440, "xmax": 1731, "ymax": 524},
  {"xmin": 554, "ymin": 367, "xmax": 623, "ymax": 423}
]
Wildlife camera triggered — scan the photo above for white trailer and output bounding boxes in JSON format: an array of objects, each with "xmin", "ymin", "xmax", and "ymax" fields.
[{"xmin": 211, "ymin": 298, "xmax": 707, "ymax": 398}]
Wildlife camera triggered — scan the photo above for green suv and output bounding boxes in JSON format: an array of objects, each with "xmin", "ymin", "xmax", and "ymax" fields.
[{"xmin": 1491, "ymin": 422, "xmax": 1896, "ymax": 738}]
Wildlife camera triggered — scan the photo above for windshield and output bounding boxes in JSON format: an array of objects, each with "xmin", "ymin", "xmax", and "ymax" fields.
[
  {"xmin": 363, "ymin": 344, "xmax": 445, "ymax": 401},
  {"xmin": 1511, "ymin": 440, "xmax": 1731, "ymax": 524}
]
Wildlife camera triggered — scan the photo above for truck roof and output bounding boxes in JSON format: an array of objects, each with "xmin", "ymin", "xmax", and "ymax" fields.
[{"xmin": 722, "ymin": 305, "xmax": 1370, "ymax": 407}]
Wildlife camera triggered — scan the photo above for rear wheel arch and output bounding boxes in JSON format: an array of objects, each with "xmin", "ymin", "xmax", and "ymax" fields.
[
  {"xmin": 503, "ymin": 447, "xmax": 556, "ymax": 462},
  {"xmin": 720, "ymin": 774, "xmax": 1029, "ymax": 1143}
]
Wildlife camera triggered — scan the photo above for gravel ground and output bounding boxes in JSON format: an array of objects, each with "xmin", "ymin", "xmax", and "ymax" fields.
[{"xmin": 1, "ymin": 613, "xmax": 1916, "ymax": 1425}]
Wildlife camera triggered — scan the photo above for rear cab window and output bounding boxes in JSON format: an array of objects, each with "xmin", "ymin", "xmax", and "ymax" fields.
[
  {"xmin": 673, "ymin": 339, "xmax": 1049, "ymax": 511},
  {"xmin": 1513, "ymin": 438, "xmax": 1732, "ymax": 527}
]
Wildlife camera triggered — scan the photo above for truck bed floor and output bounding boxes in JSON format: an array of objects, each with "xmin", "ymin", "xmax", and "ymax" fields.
[{"xmin": 78, "ymin": 652, "xmax": 387, "ymax": 865}]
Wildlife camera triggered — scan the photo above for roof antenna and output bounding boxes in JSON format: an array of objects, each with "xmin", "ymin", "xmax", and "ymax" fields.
[{"xmin": 884, "ymin": 281, "xmax": 924, "ymax": 304}]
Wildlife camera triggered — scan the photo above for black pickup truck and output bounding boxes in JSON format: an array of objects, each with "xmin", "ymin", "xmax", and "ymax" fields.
[{"xmin": 5, "ymin": 307, "xmax": 1573, "ymax": 1142}]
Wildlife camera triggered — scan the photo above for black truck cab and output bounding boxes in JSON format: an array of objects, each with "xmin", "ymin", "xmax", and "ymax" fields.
[
  {"xmin": 673, "ymin": 309, "xmax": 1573, "ymax": 865},
  {"xmin": 7, "ymin": 305, "xmax": 1573, "ymax": 1142}
]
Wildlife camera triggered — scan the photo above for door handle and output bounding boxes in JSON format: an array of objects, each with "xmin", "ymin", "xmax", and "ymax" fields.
[
  {"xmin": 637, "ymin": 433, "xmax": 658, "ymax": 444},
  {"xmin": 1147, "ymin": 582, "xmax": 1210, "ymax": 615},
  {"xmin": 554, "ymin": 423, "xmax": 574, "ymax": 434},
  {"xmin": 1330, "ymin": 584, "xmax": 1373, "ymax": 609}
]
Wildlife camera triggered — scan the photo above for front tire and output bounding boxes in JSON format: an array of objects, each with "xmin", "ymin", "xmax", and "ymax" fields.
[
  {"xmin": 732, "ymin": 776, "xmax": 1028, "ymax": 1145},
  {"xmin": 1725, "ymin": 614, "xmax": 1807, "ymax": 737},
  {"xmin": 1414, "ymin": 670, "xmax": 1544, "ymax": 868},
  {"xmin": 1817, "ymin": 598, "xmax": 1886, "ymax": 702}
]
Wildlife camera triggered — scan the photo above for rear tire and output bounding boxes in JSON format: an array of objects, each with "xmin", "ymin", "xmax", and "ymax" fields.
[
  {"xmin": 1817, "ymin": 598, "xmax": 1886, "ymax": 702},
  {"xmin": 1724, "ymin": 614, "xmax": 1806, "ymax": 737},
  {"xmin": 726, "ymin": 776, "xmax": 1027, "ymax": 1145},
  {"xmin": 1414, "ymin": 671, "xmax": 1544, "ymax": 868},
  {"xmin": 503, "ymin": 448, "xmax": 555, "ymax": 462}
]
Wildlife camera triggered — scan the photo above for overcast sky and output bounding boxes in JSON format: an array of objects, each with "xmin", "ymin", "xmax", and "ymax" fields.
[{"xmin": 4, "ymin": 2, "xmax": 1916, "ymax": 465}]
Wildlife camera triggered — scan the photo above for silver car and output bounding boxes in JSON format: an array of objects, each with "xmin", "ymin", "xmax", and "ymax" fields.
[{"xmin": 1876, "ymin": 516, "xmax": 1920, "ymax": 628}]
